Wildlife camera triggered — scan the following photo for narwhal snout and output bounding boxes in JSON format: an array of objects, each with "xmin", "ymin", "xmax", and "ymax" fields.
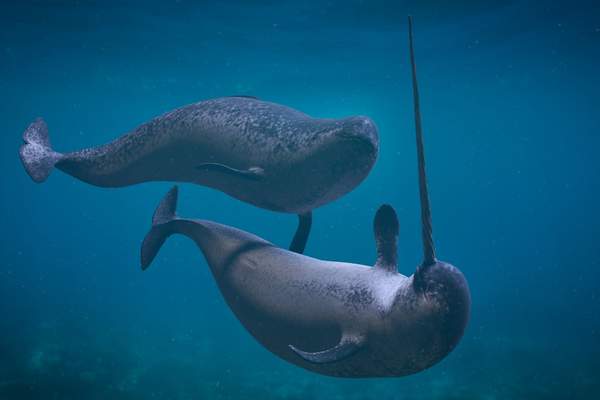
[
  {"xmin": 336, "ymin": 116, "xmax": 379, "ymax": 152},
  {"xmin": 413, "ymin": 261, "xmax": 471, "ymax": 343},
  {"xmin": 414, "ymin": 262, "xmax": 470, "ymax": 301}
]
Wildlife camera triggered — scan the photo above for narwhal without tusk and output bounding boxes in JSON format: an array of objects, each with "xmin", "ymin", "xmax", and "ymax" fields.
[
  {"xmin": 139, "ymin": 17, "xmax": 470, "ymax": 378},
  {"xmin": 19, "ymin": 96, "xmax": 379, "ymax": 254}
]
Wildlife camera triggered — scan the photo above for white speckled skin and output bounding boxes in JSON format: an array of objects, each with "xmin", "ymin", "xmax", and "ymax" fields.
[
  {"xmin": 143, "ymin": 196, "xmax": 471, "ymax": 378},
  {"xmin": 43, "ymin": 97, "xmax": 379, "ymax": 214}
]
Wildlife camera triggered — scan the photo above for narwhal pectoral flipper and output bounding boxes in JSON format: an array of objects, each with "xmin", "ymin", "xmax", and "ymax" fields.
[
  {"xmin": 196, "ymin": 163, "xmax": 265, "ymax": 181},
  {"xmin": 373, "ymin": 204, "xmax": 399, "ymax": 272},
  {"xmin": 289, "ymin": 211, "xmax": 312, "ymax": 254},
  {"xmin": 19, "ymin": 118, "xmax": 63, "ymax": 183},
  {"xmin": 289, "ymin": 333, "xmax": 364, "ymax": 364}
]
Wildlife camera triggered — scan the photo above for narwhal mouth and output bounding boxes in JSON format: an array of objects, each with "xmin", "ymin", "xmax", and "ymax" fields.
[
  {"xmin": 336, "ymin": 131, "xmax": 379, "ymax": 153},
  {"xmin": 334, "ymin": 116, "xmax": 380, "ymax": 154}
]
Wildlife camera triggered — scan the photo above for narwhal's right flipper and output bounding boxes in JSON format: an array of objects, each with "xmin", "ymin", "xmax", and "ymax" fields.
[
  {"xmin": 373, "ymin": 204, "xmax": 399, "ymax": 272},
  {"xmin": 289, "ymin": 211, "xmax": 312, "ymax": 254},
  {"xmin": 289, "ymin": 333, "xmax": 364, "ymax": 364}
]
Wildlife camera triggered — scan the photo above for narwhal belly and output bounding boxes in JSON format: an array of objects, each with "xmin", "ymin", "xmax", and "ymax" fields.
[
  {"xmin": 210, "ymin": 246, "xmax": 387, "ymax": 376},
  {"xmin": 210, "ymin": 247, "xmax": 464, "ymax": 377},
  {"xmin": 55, "ymin": 101, "xmax": 264, "ymax": 187}
]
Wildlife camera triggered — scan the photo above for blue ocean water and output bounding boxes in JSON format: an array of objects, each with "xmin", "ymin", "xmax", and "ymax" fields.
[{"xmin": 1, "ymin": 1, "xmax": 599, "ymax": 398}]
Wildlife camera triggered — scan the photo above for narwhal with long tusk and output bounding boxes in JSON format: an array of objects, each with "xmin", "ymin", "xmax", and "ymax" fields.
[
  {"xmin": 139, "ymin": 17, "xmax": 470, "ymax": 378},
  {"xmin": 19, "ymin": 96, "xmax": 378, "ymax": 254}
]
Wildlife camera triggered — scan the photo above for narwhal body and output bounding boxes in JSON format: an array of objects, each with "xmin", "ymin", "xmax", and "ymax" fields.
[
  {"xmin": 19, "ymin": 96, "xmax": 378, "ymax": 253},
  {"xmin": 142, "ymin": 187, "xmax": 469, "ymax": 377},
  {"xmin": 140, "ymin": 17, "xmax": 471, "ymax": 378}
]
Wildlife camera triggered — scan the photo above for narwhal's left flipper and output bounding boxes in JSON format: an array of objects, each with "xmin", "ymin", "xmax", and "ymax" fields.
[
  {"xmin": 289, "ymin": 211, "xmax": 312, "ymax": 254},
  {"xmin": 289, "ymin": 333, "xmax": 364, "ymax": 364}
]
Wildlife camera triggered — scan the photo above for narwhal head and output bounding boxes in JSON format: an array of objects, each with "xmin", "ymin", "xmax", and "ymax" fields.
[
  {"xmin": 333, "ymin": 115, "xmax": 380, "ymax": 152},
  {"xmin": 372, "ymin": 201, "xmax": 470, "ymax": 375},
  {"xmin": 281, "ymin": 115, "xmax": 379, "ymax": 213},
  {"xmin": 379, "ymin": 258, "xmax": 470, "ymax": 376},
  {"xmin": 317, "ymin": 114, "xmax": 379, "ymax": 175},
  {"xmin": 312, "ymin": 115, "xmax": 379, "ymax": 189},
  {"xmin": 322, "ymin": 115, "xmax": 379, "ymax": 182},
  {"xmin": 412, "ymin": 258, "xmax": 471, "ymax": 343}
]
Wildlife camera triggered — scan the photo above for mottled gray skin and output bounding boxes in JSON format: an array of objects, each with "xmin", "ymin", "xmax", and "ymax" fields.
[
  {"xmin": 20, "ymin": 97, "xmax": 378, "ymax": 214},
  {"xmin": 142, "ymin": 187, "xmax": 471, "ymax": 378}
]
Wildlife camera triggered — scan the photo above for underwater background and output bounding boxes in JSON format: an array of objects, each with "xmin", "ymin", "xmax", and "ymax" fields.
[{"xmin": 1, "ymin": 0, "xmax": 599, "ymax": 399}]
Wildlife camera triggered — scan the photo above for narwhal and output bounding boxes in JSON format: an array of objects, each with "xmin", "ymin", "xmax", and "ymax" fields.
[
  {"xmin": 140, "ymin": 17, "xmax": 470, "ymax": 378},
  {"xmin": 19, "ymin": 96, "xmax": 378, "ymax": 253}
]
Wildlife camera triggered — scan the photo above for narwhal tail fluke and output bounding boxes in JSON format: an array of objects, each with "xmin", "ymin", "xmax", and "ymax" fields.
[
  {"xmin": 19, "ymin": 118, "xmax": 63, "ymax": 183},
  {"xmin": 408, "ymin": 16, "xmax": 436, "ymax": 267},
  {"xmin": 141, "ymin": 186, "xmax": 180, "ymax": 270}
]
